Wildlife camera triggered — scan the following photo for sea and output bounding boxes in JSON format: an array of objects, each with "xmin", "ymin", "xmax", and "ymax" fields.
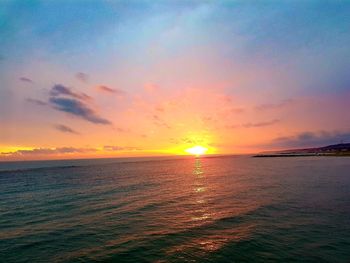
[{"xmin": 0, "ymin": 155, "xmax": 349, "ymax": 262}]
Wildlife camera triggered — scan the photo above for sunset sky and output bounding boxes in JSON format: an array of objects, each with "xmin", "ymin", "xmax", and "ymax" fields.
[{"xmin": 1, "ymin": 0, "xmax": 350, "ymax": 160}]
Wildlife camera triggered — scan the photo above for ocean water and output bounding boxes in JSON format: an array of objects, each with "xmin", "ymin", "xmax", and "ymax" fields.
[{"xmin": 0, "ymin": 156, "xmax": 349, "ymax": 262}]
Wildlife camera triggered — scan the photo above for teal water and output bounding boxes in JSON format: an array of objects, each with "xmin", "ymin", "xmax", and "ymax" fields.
[{"xmin": 0, "ymin": 156, "xmax": 349, "ymax": 262}]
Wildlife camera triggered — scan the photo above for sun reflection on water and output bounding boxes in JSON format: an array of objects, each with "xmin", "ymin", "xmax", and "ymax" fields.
[
  {"xmin": 193, "ymin": 158, "xmax": 204, "ymax": 176},
  {"xmin": 191, "ymin": 157, "xmax": 212, "ymax": 223},
  {"xmin": 163, "ymin": 157, "xmax": 258, "ymax": 257}
]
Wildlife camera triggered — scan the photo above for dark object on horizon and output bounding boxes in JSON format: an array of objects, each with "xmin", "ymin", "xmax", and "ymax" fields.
[{"xmin": 254, "ymin": 143, "xmax": 350, "ymax": 157}]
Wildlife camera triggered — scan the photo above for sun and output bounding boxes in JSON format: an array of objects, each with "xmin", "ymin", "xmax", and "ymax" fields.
[{"xmin": 185, "ymin": 145, "xmax": 208, "ymax": 156}]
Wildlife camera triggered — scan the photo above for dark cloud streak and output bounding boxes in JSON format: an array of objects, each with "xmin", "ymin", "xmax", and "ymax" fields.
[
  {"xmin": 243, "ymin": 119, "xmax": 280, "ymax": 128},
  {"xmin": 50, "ymin": 84, "xmax": 91, "ymax": 101},
  {"xmin": 97, "ymin": 85, "xmax": 125, "ymax": 95},
  {"xmin": 54, "ymin": 124, "xmax": 80, "ymax": 134},
  {"xmin": 48, "ymin": 84, "xmax": 111, "ymax": 125},
  {"xmin": 225, "ymin": 119, "xmax": 280, "ymax": 129},
  {"xmin": 49, "ymin": 97, "xmax": 111, "ymax": 125},
  {"xmin": 19, "ymin": 77, "xmax": 33, "ymax": 83}
]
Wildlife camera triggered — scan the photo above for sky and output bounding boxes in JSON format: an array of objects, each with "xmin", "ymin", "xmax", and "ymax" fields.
[{"xmin": 1, "ymin": 0, "xmax": 350, "ymax": 160}]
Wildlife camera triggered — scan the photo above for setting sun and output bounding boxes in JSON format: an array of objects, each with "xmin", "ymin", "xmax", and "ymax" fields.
[{"xmin": 185, "ymin": 146, "xmax": 208, "ymax": 156}]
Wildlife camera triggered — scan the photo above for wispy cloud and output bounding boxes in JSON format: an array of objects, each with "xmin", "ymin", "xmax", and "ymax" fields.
[
  {"xmin": 97, "ymin": 85, "xmax": 125, "ymax": 95},
  {"xmin": 26, "ymin": 98, "xmax": 47, "ymax": 106},
  {"xmin": 226, "ymin": 119, "xmax": 280, "ymax": 129},
  {"xmin": 1, "ymin": 147, "xmax": 94, "ymax": 156},
  {"xmin": 255, "ymin": 99, "xmax": 294, "ymax": 111},
  {"xmin": 1, "ymin": 145, "xmax": 142, "ymax": 157},
  {"xmin": 153, "ymin": 114, "xmax": 171, "ymax": 129},
  {"xmin": 76, "ymin": 72, "xmax": 89, "ymax": 83},
  {"xmin": 19, "ymin": 77, "xmax": 33, "ymax": 83},
  {"xmin": 218, "ymin": 95, "xmax": 233, "ymax": 104},
  {"xmin": 243, "ymin": 119, "xmax": 280, "ymax": 128},
  {"xmin": 170, "ymin": 136, "xmax": 208, "ymax": 145},
  {"xmin": 54, "ymin": 124, "xmax": 80, "ymax": 134},
  {"xmin": 50, "ymin": 84, "xmax": 91, "ymax": 101},
  {"xmin": 47, "ymin": 84, "xmax": 111, "ymax": 125},
  {"xmin": 225, "ymin": 124, "xmax": 239, "ymax": 129},
  {"xmin": 103, "ymin": 145, "xmax": 141, "ymax": 151},
  {"xmin": 113, "ymin": 127, "xmax": 128, "ymax": 133},
  {"xmin": 230, "ymin": 108, "xmax": 245, "ymax": 114},
  {"xmin": 49, "ymin": 97, "xmax": 111, "ymax": 125},
  {"xmin": 155, "ymin": 106, "xmax": 165, "ymax": 112}
]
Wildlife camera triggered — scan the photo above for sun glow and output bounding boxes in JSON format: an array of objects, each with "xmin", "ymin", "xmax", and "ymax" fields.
[{"xmin": 185, "ymin": 145, "xmax": 208, "ymax": 156}]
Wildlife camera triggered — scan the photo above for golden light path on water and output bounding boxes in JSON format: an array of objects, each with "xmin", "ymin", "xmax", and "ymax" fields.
[{"xmin": 165, "ymin": 157, "xmax": 256, "ymax": 256}]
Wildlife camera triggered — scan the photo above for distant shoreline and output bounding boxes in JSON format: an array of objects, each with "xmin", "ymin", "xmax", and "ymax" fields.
[
  {"xmin": 253, "ymin": 153, "xmax": 350, "ymax": 158},
  {"xmin": 253, "ymin": 143, "xmax": 350, "ymax": 158}
]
